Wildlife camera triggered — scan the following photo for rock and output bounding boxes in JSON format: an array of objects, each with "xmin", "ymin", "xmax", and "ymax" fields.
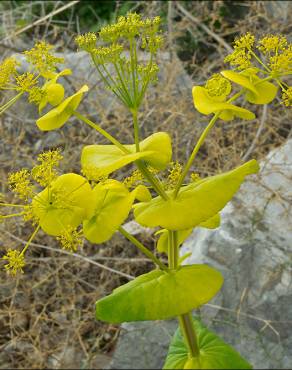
[
  {"xmin": 108, "ymin": 321, "xmax": 177, "ymax": 370},
  {"xmin": 109, "ymin": 139, "xmax": 292, "ymax": 369}
]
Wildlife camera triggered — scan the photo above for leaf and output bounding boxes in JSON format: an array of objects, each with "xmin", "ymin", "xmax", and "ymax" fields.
[
  {"xmin": 134, "ymin": 160, "xmax": 259, "ymax": 230},
  {"xmin": 221, "ymin": 70, "xmax": 278, "ymax": 105},
  {"xmin": 36, "ymin": 85, "xmax": 88, "ymax": 131},
  {"xmin": 81, "ymin": 146, "xmax": 153, "ymax": 180},
  {"xmin": 163, "ymin": 317, "xmax": 252, "ymax": 369},
  {"xmin": 83, "ymin": 181, "xmax": 150, "ymax": 244},
  {"xmin": 81, "ymin": 132, "xmax": 172, "ymax": 180},
  {"xmin": 95, "ymin": 264, "xmax": 223, "ymax": 323},
  {"xmin": 156, "ymin": 213, "xmax": 220, "ymax": 254},
  {"xmin": 32, "ymin": 173, "xmax": 94, "ymax": 236},
  {"xmin": 192, "ymin": 86, "xmax": 255, "ymax": 121},
  {"xmin": 156, "ymin": 229, "xmax": 193, "ymax": 254}
]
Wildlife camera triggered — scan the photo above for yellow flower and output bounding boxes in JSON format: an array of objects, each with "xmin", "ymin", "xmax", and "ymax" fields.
[
  {"xmin": 2, "ymin": 249, "xmax": 25, "ymax": 275},
  {"xmin": 8, "ymin": 169, "xmax": 34, "ymax": 200},
  {"xmin": 234, "ymin": 32, "xmax": 255, "ymax": 50},
  {"xmin": 282, "ymin": 87, "xmax": 292, "ymax": 107},
  {"xmin": 221, "ymin": 69, "xmax": 278, "ymax": 104},
  {"xmin": 257, "ymin": 35, "xmax": 288, "ymax": 54},
  {"xmin": 32, "ymin": 149, "xmax": 63, "ymax": 186},
  {"xmin": 192, "ymin": 86, "xmax": 255, "ymax": 121},
  {"xmin": 75, "ymin": 32, "xmax": 97, "ymax": 52},
  {"xmin": 36, "ymin": 85, "xmax": 88, "ymax": 130},
  {"xmin": 57, "ymin": 226, "xmax": 83, "ymax": 252},
  {"xmin": 0, "ymin": 57, "xmax": 18, "ymax": 89},
  {"xmin": 24, "ymin": 41, "xmax": 64, "ymax": 77}
]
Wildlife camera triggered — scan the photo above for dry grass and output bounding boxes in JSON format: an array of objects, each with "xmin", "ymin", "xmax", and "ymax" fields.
[{"xmin": 0, "ymin": 1, "xmax": 291, "ymax": 368}]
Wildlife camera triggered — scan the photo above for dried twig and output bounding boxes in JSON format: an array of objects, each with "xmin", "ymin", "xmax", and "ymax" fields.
[
  {"xmin": 175, "ymin": 2, "xmax": 233, "ymax": 53},
  {"xmin": 1, "ymin": 0, "xmax": 80, "ymax": 42},
  {"xmin": 242, "ymin": 104, "xmax": 268, "ymax": 161},
  {"xmin": 2, "ymin": 229, "xmax": 135, "ymax": 280}
]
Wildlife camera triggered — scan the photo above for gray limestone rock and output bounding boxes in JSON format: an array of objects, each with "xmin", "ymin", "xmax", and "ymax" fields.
[{"xmin": 109, "ymin": 139, "xmax": 292, "ymax": 369}]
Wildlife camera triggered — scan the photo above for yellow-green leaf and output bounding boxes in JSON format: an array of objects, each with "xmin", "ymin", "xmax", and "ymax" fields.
[
  {"xmin": 192, "ymin": 86, "xmax": 255, "ymax": 121},
  {"xmin": 32, "ymin": 173, "xmax": 94, "ymax": 236},
  {"xmin": 81, "ymin": 132, "xmax": 172, "ymax": 180},
  {"xmin": 156, "ymin": 213, "xmax": 220, "ymax": 254},
  {"xmin": 95, "ymin": 264, "xmax": 223, "ymax": 323},
  {"xmin": 164, "ymin": 317, "xmax": 252, "ymax": 369},
  {"xmin": 83, "ymin": 181, "xmax": 150, "ymax": 244},
  {"xmin": 36, "ymin": 85, "xmax": 88, "ymax": 131},
  {"xmin": 81, "ymin": 145, "xmax": 154, "ymax": 180},
  {"xmin": 134, "ymin": 160, "xmax": 259, "ymax": 230},
  {"xmin": 138, "ymin": 132, "xmax": 172, "ymax": 170},
  {"xmin": 221, "ymin": 70, "xmax": 278, "ymax": 104},
  {"xmin": 156, "ymin": 229, "xmax": 192, "ymax": 254}
]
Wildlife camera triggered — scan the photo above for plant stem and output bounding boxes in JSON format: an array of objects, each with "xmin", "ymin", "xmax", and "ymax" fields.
[
  {"xmin": 73, "ymin": 111, "xmax": 130, "ymax": 154},
  {"xmin": 20, "ymin": 224, "xmax": 40, "ymax": 256},
  {"xmin": 173, "ymin": 112, "xmax": 220, "ymax": 197},
  {"xmin": 178, "ymin": 312, "xmax": 200, "ymax": 358},
  {"xmin": 168, "ymin": 230, "xmax": 199, "ymax": 358},
  {"xmin": 118, "ymin": 226, "xmax": 168, "ymax": 271},
  {"xmin": 132, "ymin": 109, "xmax": 140, "ymax": 152},
  {"xmin": 0, "ymin": 92, "xmax": 23, "ymax": 115},
  {"xmin": 136, "ymin": 161, "xmax": 169, "ymax": 200},
  {"xmin": 131, "ymin": 108, "xmax": 168, "ymax": 200},
  {"xmin": 0, "ymin": 203, "xmax": 26, "ymax": 208},
  {"xmin": 173, "ymin": 90, "xmax": 244, "ymax": 198}
]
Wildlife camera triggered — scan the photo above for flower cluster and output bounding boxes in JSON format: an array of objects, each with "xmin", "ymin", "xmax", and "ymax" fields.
[
  {"xmin": 1, "ymin": 150, "xmax": 93, "ymax": 275},
  {"xmin": 0, "ymin": 57, "xmax": 18, "ymax": 89},
  {"xmin": 75, "ymin": 13, "xmax": 163, "ymax": 109},
  {"xmin": 2, "ymin": 249, "xmax": 26, "ymax": 275},
  {"xmin": 57, "ymin": 226, "xmax": 83, "ymax": 252},
  {"xmin": 0, "ymin": 41, "xmax": 69, "ymax": 117},
  {"xmin": 32, "ymin": 149, "xmax": 63, "ymax": 186},
  {"xmin": 23, "ymin": 41, "xmax": 64, "ymax": 77},
  {"xmin": 218, "ymin": 33, "xmax": 292, "ymax": 108}
]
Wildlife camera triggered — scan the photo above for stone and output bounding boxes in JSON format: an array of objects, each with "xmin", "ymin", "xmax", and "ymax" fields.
[{"xmin": 109, "ymin": 139, "xmax": 292, "ymax": 369}]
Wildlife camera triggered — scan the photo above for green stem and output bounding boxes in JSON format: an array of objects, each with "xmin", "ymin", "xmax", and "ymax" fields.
[
  {"xmin": 132, "ymin": 109, "xmax": 140, "ymax": 152},
  {"xmin": 119, "ymin": 226, "xmax": 168, "ymax": 271},
  {"xmin": 114, "ymin": 62, "xmax": 133, "ymax": 106},
  {"xmin": 173, "ymin": 90, "xmax": 244, "ymax": 198},
  {"xmin": 173, "ymin": 112, "xmax": 220, "ymax": 197},
  {"xmin": 20, "ymin": 224, "xmax": 40, "ymax": 256},
  {"xmin": 90, "ymin": 54, "xmax": 128, "ymax": 106},
  {"xmin": 73, "ymin": 111, "xmax": 130, "ymax": 154},
  {"xmin": 136, "ymin": 161, "xmax": 169, "ymax": 200},
  {"xmin": 0, "ymin": 92, "xmax": 23, "ymax": 115},
  {"xmin": 249, "ymin": 49, "xmax": 271, "ymax": 73},
  {"xmin": 168, "ymin": 230, "xmax": 199, "ymax": 358},
  {"xmin": 178, "ymin": 313, "xmax": 200, "ymax": 358},
  {"xmin": 0, "ymin": 212, "xmax": 25, "ymax": 219},
  {"xmin": 129, "ymin": 38, "xmax": 137, "ymax": 104},
  {"xmin": 0, "ymin": 203, "xmax": 26, "ymax": 208}
]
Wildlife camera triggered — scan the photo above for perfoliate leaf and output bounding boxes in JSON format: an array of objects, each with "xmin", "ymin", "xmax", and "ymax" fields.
[
  {"xmin": 36, "ymin": 85, "xmax": 88, "ymax": 130},
  {"xmin": 156, "ymin": 214, "xmax": 220, "ymax": 254},
  {"xmin": 192, "ymin": 86, "xmax": 255, "ymax": 121},
  {"xmin": 163, "ymin": 317, "xmax": 252, "ymax": 369},
  {"xmin": 81, "ymin": 146, "xmax": 153, "ymax": 180},
  {"xmin": 134, "ymin": 160, "xmax": 259, "ymax": 230},
  {"xmin": 95, "ymin": 265, "xmax": 223, "ymax": 323},
  {"xmin": 81, "ymin": 132, "xmax": 172, "ymax": 180},
  {"xmin": 156, "ymin": 229, "xmax": 193, "ymax": 254},
  {"xmin": 83, "ymin": 180, "xmax": 151, "ymax": 244},
  {"xmin": 32, "ymin": 173, "xmax": 94, "ymax": 236},
  {"xmin": 221, "ymin": 70, "xmax": 278, "ymax": 105}
]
